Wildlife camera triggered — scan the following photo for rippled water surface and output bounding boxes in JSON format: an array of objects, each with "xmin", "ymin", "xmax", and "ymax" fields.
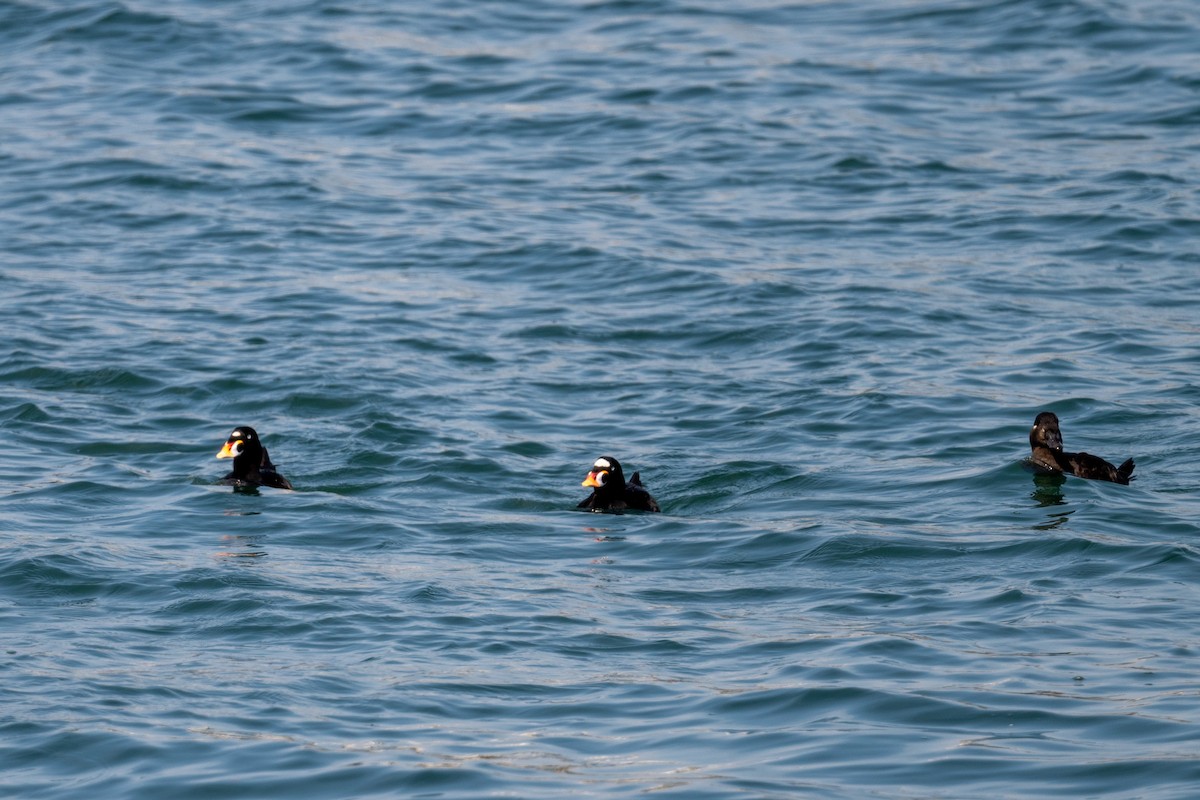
[{"xmin": 3, "ymin": 1, "xmax": 1200, "ymax": 797}]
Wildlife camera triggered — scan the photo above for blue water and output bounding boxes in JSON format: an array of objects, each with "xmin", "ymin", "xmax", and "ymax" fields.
[{"xmin": 3, "ymin": 1, "xmax": 1200, "ymax": 797}]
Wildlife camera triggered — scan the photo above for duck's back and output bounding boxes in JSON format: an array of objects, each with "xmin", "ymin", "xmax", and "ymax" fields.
[
  {"xmin": 625, "ymin": 472, "xmax": 660, "ymax": 512},
  {"xmin": 1064, "ymin": 452, "xmax": 1134, "ymax": 485}
]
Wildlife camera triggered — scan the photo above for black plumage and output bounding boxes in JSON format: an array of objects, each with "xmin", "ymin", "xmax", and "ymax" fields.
[
  {"xmin": 1029, "ymin": 411, "xmax": 1134, "ymax": 485},
  {"xmin": 578, "ymin": 456, "xmax": 660, "ymax": 512},
  {"xmin": 215, "ymin": 426, "xmax": 293, "ymax": 490}
]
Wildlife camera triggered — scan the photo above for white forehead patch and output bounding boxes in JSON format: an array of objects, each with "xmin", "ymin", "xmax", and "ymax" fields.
[
  {"xmin": 231, "ymin": 430, "xmax": 243, "ymax": 438},
  {"xmin": 593, "ymin": 458, "xmax": 611, "ymax": 469}
]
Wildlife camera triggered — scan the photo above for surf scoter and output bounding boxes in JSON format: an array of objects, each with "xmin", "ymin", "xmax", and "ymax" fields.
[
  {"xmin": 1028, "ymin": 411, "xmax": 1134, "ymax": 485},
  {"xmin": 215, "ymin": 426, "xmax": 293, "ymax": 490},
  {"xmin": 578, "ymin": 456, "xmax": 660, "ymax": 512}
]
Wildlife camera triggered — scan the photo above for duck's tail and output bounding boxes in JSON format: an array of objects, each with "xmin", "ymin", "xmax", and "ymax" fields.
[{"xmin": 1116, "ymin": 458, "xmax": 1135, "ymax": 483}]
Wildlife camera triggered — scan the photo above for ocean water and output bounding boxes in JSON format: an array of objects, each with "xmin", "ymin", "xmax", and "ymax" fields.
[{"xmin": 3, "ymin": 0, "xmax": 1200, "ymax": 797}]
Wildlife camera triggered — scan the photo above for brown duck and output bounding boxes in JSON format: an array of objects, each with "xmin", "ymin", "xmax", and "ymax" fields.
[{"xmin": 1029, "ymin": 412, "xmax": 1134, "ymax": 485}]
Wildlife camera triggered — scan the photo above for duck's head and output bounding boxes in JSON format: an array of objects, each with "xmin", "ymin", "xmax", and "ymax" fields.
[
  {"xmin": 1030, "ymin": 412, "xmax": 1063, "ymax": 452},
  {"xmin": 216, "ymin": 426, "xmax": 263, "ymax": 465},
  {"xmin": 582, "ymin": 456, "xmax": 625, "ymax": 493}
]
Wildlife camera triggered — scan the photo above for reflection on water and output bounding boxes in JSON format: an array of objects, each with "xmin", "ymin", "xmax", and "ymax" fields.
[
  {"xmin": 216, "ymin": 534, "xmax": 268, "ymax": 560},
  {"xmin": 1031, "ymin": 472, "xmax": 1067, "ymax": 506},
  {"xmin": 1030, "ymin": 473, "xmax": 1073, "ymax": 530},
  {"xmin": 222, "ymin": 508, "xmax": 262, "ymax": 517},
  {"xmin": 1032, "ymin": 508, "xmax": 1074, "ymax": 532}
]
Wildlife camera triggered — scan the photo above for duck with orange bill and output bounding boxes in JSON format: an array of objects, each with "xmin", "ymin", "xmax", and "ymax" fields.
[
  {"xmin": 216, "ymin": 426, "xmax": 293, "ymax": 490},
  {"xmin": 578, "ymin": 456, "xmax": 659, "ymax": 512}
]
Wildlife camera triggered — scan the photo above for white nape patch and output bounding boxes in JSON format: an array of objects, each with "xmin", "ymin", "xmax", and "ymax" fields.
[{"xmin": 593, "ymin": 458, "xmax": 612, "ymax": 469}]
